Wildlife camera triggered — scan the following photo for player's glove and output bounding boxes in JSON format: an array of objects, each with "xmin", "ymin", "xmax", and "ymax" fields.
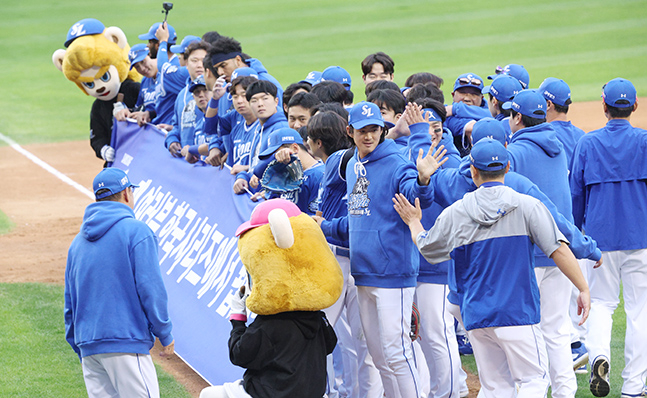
[
  {"xmin": 260, "ymin": 155, "xmax": 304, "ymax": 193},
  {"xmin": 229, "ymin": 286, "xmax": 249, "ymax": 322},
  {"xmin": 100, "ymin": 145, "xmax": 115, "ymax": 162}
]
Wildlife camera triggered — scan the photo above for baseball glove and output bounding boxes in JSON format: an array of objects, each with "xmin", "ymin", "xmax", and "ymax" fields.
[{"xmin": 260, "ymin": 156, "xmax": 304, "ymax": 193}]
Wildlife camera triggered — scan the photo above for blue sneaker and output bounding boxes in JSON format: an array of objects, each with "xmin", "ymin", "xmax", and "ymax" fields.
[
  {"xmin": 572, "ymin": 341, "xmax": 589, "ymax": 372},
  {"xmin": 589, "ymin": 355, "xmax": 610, "ymax": 397},
  {"xmin": 457, "ymin": 334, "xmax": 473, "ymax": 356}
]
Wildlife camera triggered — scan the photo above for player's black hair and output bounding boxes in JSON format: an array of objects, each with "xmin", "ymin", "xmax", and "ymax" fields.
[
  {"xmin": 365, "ymin": 80, "xmax": 400, "ymax": 97},
  {"xmin": 367, "ymin": 89, "xmax": 406, "ymax": 114},
  {"xmin": 511, "ymin": 110, "xmax": 546, "ymax": 127},
  {"xmin": 307, "ymin": 111, "xmax": 351, "ymax": 156},
  {"xmin": 282, "ymin": 82, "xmax": 312, "ymax": 115},
  {"xmin": 310, "ymin": 102, "xmax": 349, "ymax": 120},
  {"xmin": 476, "ymin": 167, "xmax": 508, "ymax": 180},
  {"xmin": 201, "ymin": 31, "xmax": 222, "ymax": 45},
  {"xmin": 297, "ymin": 126, "xmax": 309, "ymax": 148},
  {"xmin": 184, "ymin": 41, "xmax": 212, "ymax": 61},
  {"xmin": 405, "ymin": 72, "xmax": 444, "ymax": 88},
  {"xmin": 406, "ymin": 83, "xmax": 445, "ymax": 105},
  {"xmin": 345, "ymin": 90, "xmax": 354, "ymax": 106},
  {"xmin": 414, "ymin": 98, "xmax": 447, "ymax": 123},
  {"xmin": 246, "ymin": 80, "xmax": 278, "ymax": 101},
  {"xmin": 288, "ymin": 92, "xmax": 322, "ymax": 110},
  {"xmin": 488, "ymin": 94, "xmax": 511, "ymax": 117},
  {"xmin": 96, "ymin": 188, "xmax": 125, "ymax": 203},
  {"xmin": 607, "ymin": 103, "xmax": 634, "ymax": 118},
  {"xmin": 361, "ymin": 52, "xmax": 395, "ymax": 75},
  {"xmin": 210, "ymin": 36, "xmax": 242, "ymax": 55},
  {"xmin": 552, "ymin": 101, "xmax": 571, "ymax": 114},
  {"xmin": 231, "ymin": 76, "xmax": 259, "ymax": 93},
  {"xmin": 311, "ymin": 81, "xmax": 349, "ymax": 105}
]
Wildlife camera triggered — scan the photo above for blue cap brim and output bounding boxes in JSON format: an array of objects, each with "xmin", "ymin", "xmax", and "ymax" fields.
[
  {"xmin": 482, "ymin": 85, "xmax": 492, "ymax": 95},
  {"xmin": 502, "ymin": 101, "xmax": 513, "ymax": 110},
  {"xmin": 129, "ymin": 54, "xmax": 147, "ymax": 70},
  {"xmin": 259, "ymin": 145, "xmax": 281, "ymax": 160},
  {"xmin": 350, "ymin": 119, "xmax": 385, "ymax": 129},
  {"xmin": 138, "ymin": 33, "xmax": 156, "ymax": 41},
  {"xmin": 169, "ymin": 44, "xmax": 183, "ymax": 53},
  {"xmin": 487, "ymin": 74, "xmax": 498, "ymax": 80}
]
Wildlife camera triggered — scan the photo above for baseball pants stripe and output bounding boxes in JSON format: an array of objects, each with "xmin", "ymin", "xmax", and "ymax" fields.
[{"xmin": 357, "ymin": 285, "xmax": 420, "ymax": 398}]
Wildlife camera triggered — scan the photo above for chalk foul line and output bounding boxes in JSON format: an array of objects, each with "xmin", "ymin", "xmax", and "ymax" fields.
[{"xmin": 0, "ymin": 133, "xmax": 94, "ymax": 200}]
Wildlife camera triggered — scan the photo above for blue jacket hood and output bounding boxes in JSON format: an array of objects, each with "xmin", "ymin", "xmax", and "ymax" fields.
[
  {"xmin": 81, "ymin": 201, "xmax": 134, "ymax": 242},
  {"xmin": 357, "ymin": 138, "xmax": 399, "ymax": 162},
  {"xmin": 510, "ymin": 123, "xmax": 563, "ymax": 158},
  {"xmin": 246, "ymin": 58, "xmax": 268, "ymax": 75}
]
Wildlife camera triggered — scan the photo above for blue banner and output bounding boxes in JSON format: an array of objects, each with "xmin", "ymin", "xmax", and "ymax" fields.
[{"xmin": 111, "ymin": 120, "xmax": 257, "ymax": 385}]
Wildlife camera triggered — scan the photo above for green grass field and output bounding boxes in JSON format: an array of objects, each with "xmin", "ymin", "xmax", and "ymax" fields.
[
  {"xmin": 1, "ymin": 0, "xmax": 646, "ymax": 144},
  {"xmin": 0, "ymin": 210, "xmax": 14, "ymax": 234},
  {"xmin": 0, "ymin": 283, "xmax": 192, "ymax": 398}
]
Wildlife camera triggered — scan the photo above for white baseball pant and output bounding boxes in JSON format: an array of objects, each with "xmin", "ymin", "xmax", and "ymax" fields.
[
  {"xmin": 357, "ymin": 285, "xmax": 420, "ymax": 398},
  {"xmin": 587, "ymin": 249, "xmax": 647, "ymax": 395},
  {"xmin": 81, "ymin": 352, "xmax": 159, "ymax": 398}
]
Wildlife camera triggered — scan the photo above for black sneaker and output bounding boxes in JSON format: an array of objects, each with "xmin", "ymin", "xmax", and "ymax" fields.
[{"xmin": 589, "ymin": 356, "xmax": 610, "ymax": 397}]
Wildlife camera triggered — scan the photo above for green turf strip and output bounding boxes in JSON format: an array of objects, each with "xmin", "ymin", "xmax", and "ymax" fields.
[
  {"xmin": 0, "ymin": 283, "xmax": 191, "ymax": 398},
  {"xmin": 0, "ymin": 210, "xmax": 14, "ymax": 235}
]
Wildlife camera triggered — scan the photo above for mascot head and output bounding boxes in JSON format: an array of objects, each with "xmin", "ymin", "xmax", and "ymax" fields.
[
  {"xmin": 235, "ymin": 199, "xmax": 343, "ymax": 315},
  {"xmin": 52, "ymin": 18, "xmax": 141, "ymax": 101}
]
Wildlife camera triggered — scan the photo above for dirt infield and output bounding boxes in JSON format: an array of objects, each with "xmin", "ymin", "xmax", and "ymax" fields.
[{"xmin": 1, "ymin": 99, "xmax": 645, "ymax": 397}]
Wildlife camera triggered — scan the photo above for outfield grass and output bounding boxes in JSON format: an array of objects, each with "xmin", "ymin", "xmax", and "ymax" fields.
[
  {"xmin": 0, "ymin": 0, "xmax": 645, "ymax": 145},
  {"xmin": 460, "ymin": 290, "xmax": 627, "ymax": 397},
  {"xmin": 0, "ymin": 210, "xmax": 14, "ymax": 235},
  {"xmin": 0, "ymin": 283, "xmax": 191, "ymax": 398}
]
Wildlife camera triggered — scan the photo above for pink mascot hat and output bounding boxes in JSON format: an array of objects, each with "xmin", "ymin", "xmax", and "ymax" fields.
[{"xmin": 235, "ymin": 199, "xmax": 302, "ymax": 237}]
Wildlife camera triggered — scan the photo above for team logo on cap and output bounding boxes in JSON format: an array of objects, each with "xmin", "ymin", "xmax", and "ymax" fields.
[
  {"xmin": 69, "ymin": 23, "xmax": 86, "ymax": 38},
  {"xmin": 361, "ymin": 105, "xmax": 374, "ymax": 117}
]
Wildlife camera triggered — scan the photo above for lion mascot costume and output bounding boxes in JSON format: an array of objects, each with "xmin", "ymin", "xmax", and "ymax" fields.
[
  {"xmin": 52, "ymin": 18, "xmax": 141, "ymax": 163},
  {"xmin": 200, "ymin": 199, "xmax": 343, "ymax": 398}
]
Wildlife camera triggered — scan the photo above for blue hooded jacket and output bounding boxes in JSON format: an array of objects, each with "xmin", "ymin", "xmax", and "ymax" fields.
[
  {"xmin": 346, "ymin": 139, "xmax": 434, "ymax": 288},
  {"xmin": 64, "ymin": 201, "xmax": 173, "ymax": 359},
  {"xmin": 507, "ymin": 122, "xmax": 572, "ymax": 266}
]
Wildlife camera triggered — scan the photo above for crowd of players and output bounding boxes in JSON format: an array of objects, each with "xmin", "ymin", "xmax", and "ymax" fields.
[{"xmin": 103, "ymin": 21, "xmax": 646, "ymax": 398}]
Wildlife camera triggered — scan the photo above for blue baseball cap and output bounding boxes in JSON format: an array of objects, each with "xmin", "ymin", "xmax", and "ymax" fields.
[
  {"xmin": 471, "ymin": 118, "xmax": 507, "ymax": 146},
  {"xmin": 348, "ymin": 102, "xmax": 385, "ymax": 129},
  {"xmin": 470, "ymin": 138, "xmax": 509, "ymax": 172},
  {"xmin": 170, "ymin": 35, "xmax": 201, "ymax": 54},
  {"xmin": 93, "ymin": 168, "xmax": 139, "ymax": 200},
  {"xmin": 139, "ymin": 22, "xmax": 177, "ymax": 44},
  {"xmin": 602, "ymin": 78, "xmax": 636, "ymax": 108},
  {"xmin": 502, "ymin": 90, "xmax": 547, "ymax": 119},
  {"xmin": 453, "ymin": 73, "xmax": 484, "ymax": 92},
  {"xmin": 231, "ymin": 67, "xmax": 259, "ymax": 81},
  {"xmin": 259, "ymin": 128, "xmax": 304, "ymax": 159},
  {"xmin": 128, "ymin": 44, "xmax": 149, "ymax": 70},
  {"xmin": 482, "ymin": 75, "xmax": 523, "ymax": 102},
  {"xmin": 188, "ymin": 75, "xmax": 206, "ymax": 93},
  {"xmin": 488, "ymin": 64, "xmax": 530, "ymax": 89},
  {"xmin": 321, "ymin": 66, "xmax": 352, "ymax": 90},
  {"xmin": 538, "ymin": 77, "xmax": 571, "ymax": 107},
  {"xmin": 65, "ymin": 18, "xmax": 105, "ymax": 47},
  {"xmin": 300, "ymin": 71, "xmax": 322, "ymax": 86}
]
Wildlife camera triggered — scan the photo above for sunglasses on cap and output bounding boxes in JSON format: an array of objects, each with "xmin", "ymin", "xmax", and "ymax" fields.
[{"xmin": 458, "ymin": 77, "xmax": 482, "ymax": 86}]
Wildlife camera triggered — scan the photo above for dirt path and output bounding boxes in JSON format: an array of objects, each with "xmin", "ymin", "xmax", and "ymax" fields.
[{"xmin": 1, "ymin": 100, "xmax": 645, "ymax": 397}]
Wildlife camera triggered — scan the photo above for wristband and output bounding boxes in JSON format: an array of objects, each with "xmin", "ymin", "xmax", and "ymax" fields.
[
  {"xmin": 208, "ymin": 97, "xmax": 219, "ymax": 109},
  {"xmin": 188, "ymin": 145, "xmax": 201, "ymax": 156}
]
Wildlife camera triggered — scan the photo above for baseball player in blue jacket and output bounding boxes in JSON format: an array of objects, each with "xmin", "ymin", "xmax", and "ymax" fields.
[
  {"xmin": 65, "ymin": 168, "xmax": 174, "ymax": 398},
  {"xmin": 570, "ymin": 78, "xmax": 647, "ymax": 398},
  {"xmin": 394, "ymin": 138, "xmax": 590, "ymax": 398}
]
